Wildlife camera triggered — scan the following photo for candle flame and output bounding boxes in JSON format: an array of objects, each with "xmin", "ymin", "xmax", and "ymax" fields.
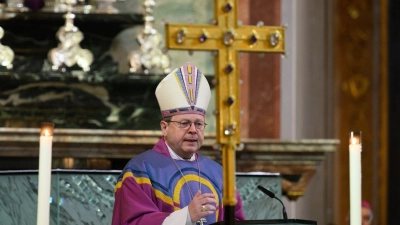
[
  {"xmin": 40, "ymin": 122, "xmax": 54, "ymax": 137},
  {"xmin": 350, "ymin": 137, "xmax": 359, "ymax": 145}
]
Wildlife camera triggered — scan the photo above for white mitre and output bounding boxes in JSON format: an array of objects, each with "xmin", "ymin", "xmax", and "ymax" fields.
[{"xmin": 155, "ymin": 62, "xmax": 211, "ymax": 118}]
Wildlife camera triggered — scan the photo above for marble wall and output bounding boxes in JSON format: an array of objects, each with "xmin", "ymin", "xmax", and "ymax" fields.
[{"xmin": 0, "ymin": 170, "xmax": 281, "ymax": 225}]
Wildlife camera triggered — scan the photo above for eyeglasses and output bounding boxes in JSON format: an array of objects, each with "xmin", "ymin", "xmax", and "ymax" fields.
[{"xmin": 168, "ymin": 120, "xmax": 207, "ymax": 131}]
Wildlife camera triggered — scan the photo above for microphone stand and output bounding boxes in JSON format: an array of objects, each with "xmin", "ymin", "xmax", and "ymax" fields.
[{"xmin": 257, "ymin": 185, "xmax": 288, "ymax": 221}]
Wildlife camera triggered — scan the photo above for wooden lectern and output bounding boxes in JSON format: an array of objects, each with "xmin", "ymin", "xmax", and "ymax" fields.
[{"xmin": 211, "ymin": 219, "xmax": 317, "ymax": 225}]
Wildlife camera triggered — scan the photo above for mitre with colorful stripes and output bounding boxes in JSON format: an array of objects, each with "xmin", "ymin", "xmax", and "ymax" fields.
[{"xmin": 155, "ymin": 62, "xmax": 211, "ymax": 118}]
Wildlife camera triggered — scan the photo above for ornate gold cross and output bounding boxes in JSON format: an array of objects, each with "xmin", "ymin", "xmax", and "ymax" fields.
[{"xmin": 165, "ymin": 0, "xmax": 285, "ymax": 221}]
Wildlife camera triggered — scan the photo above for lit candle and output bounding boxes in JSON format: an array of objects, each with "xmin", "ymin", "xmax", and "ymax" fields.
[
  {"xmin": 37, "ymin": 123, "xmax": 54, "ymax": 225},
  {"xmin": 349, "ymin": 131, "xmax": 362, "ymax": 225}
]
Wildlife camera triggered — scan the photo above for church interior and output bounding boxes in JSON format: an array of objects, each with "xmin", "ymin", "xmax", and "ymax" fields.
[{"xmin": 0, "ymin": 0, "xmax": 397, "ymax": 224}]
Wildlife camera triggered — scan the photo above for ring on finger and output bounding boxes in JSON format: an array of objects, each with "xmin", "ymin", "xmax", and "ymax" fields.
[{"xmin": 201, "ymin": 205, "xmax": 206, "ymax": 212}]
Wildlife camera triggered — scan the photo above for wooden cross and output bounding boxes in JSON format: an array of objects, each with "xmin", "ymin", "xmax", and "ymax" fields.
[{"xmin": 165, "ymin": 0, "xmax": 285, "ymax": 223}]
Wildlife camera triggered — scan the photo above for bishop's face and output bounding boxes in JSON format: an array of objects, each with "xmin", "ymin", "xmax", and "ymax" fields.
[{"xmin": 161, "ymin": 114, "xmax": 205, "ymax": 159}]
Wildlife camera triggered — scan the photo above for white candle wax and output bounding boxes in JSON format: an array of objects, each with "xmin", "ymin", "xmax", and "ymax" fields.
[
  {"xmin": 349, "ymin": 143, "xmax": 362, "ymax": 225},
  {"xmin": 37, "ymin": 132, "xmax": 53, "ymax": 225}
]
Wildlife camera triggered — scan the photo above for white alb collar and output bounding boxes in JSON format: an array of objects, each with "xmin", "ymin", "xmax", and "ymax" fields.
[{"xmin": 166, "ymin": 143, "xmax": 196, "ymax": 161}]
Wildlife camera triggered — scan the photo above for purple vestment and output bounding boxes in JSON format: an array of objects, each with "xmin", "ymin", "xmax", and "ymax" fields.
[{"xmin": 112, "ymin": 138, "xmax": 246, "ymax": 225}]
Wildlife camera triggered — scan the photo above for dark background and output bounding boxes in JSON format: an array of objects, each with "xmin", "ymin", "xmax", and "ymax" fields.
[{"xmin": 388, "ymin": 0, "xmax": 400, "ymax": 223}]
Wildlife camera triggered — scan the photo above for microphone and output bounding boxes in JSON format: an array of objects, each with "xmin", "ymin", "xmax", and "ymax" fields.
[{"xmin": 257, "ymin": 185, "xmax": 288, "ymax": 221}]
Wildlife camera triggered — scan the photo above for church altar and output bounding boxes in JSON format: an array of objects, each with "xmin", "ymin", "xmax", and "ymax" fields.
[
  {"xmin": 0, "ymin": 169, "xmax": 281, "ymax": 225},
  {"xmin": 0, "ymin": 127, "xmax": 338, "ymax": 201}
]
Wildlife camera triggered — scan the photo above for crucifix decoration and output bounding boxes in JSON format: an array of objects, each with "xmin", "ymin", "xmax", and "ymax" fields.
[
  {"xmin": 198, "ymin": 217, "xmax": 207, "ymax": 225},
  {"xmin": 165, "ymin": 0, "xmax": 285, "ymax": 223}
]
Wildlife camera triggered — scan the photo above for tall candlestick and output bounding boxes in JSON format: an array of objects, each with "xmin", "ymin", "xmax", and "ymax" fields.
[
  {"xmin": 37, "ymin": 122, "xmax": 54, "ymax": 225},
  {"xmin": 349, "ymin": 131, "xmax": 362, "ymax": 225}
]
